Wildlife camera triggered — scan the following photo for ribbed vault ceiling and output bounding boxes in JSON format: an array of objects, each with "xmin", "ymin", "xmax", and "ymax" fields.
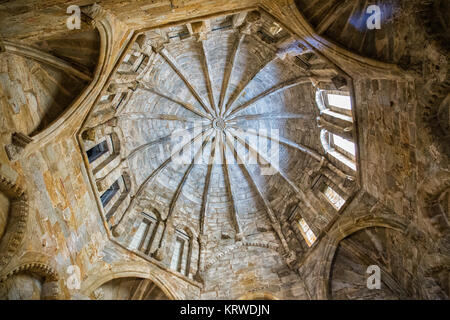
[{"xmin": 118, "ymin": 11, "xmax": 338, "ymax": 245}]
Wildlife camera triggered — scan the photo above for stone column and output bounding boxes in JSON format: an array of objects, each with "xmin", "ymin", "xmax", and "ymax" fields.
[
  {"xmin": 153, "ymin": 219, "xmax": 170, "ymax": 261},
  {"xmin": 194, "ymin": 235, "xmax": 206, "ymax": 283}
]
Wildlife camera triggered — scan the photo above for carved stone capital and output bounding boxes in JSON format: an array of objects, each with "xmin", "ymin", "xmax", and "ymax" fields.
[
  {"xmin": 284, "ymin": 250, "xmax": 297, "ymax": 267},
  {"xmin": 108, "ymin": 81, "xmax": 138, "ymax": 94},
  {"xmin": 239, "ymin": 11, "xmax": 262, "ymax": 35},
  {"xmin": 153, "ymin": 248, "xmax": 164, "ymax": 261},
  {"xmin": 93, "ymin": 287, "xmax": 105, "ymax": 300},
  {"xmin": 235, "ymin": 233, "xmax": 244, "ymax": 242},
  {"xmin": 5, "ymin": 132, "xmax": 33, "ymax": 161},
  {"xmin": 81, "ymin": 3, "xmax": 107, "ymax": 21},
  {"xmin": 193, "ymin": 270, "xmax": 205, "ymax": 284},
  {"xmin": 111, "ymin": 224, "xmax": 124, "ymax": 237},
  {"xmin": 331, "ymin": 75, "xmax": 348, "ymax": 90}
]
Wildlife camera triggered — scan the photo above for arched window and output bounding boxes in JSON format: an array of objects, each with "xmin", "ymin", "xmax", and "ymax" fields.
[
  {"xmin": 86, "ymin": 139, "xmax": 109, "ymax": 163},
  {"xmin": 98, "ymin": 91, "xmax": 129, "ymax": 111},
  {"xmin": 316, "ymin": 88, "xmax": 357, "ymax": 172},
  {"xmin": 102, "ymin": 174, "xmax": 131, "ymax": 223},
  {"xmin": 331, "ymin": 134, "xmax": 355, "ymax": 158},
  {"xmin": 320, "ymin": 130, "xmax": 356, "ymax": 171},
  {"xmin": 311, "ymin": 173, "xmax": 348, "ymax": 211},
  {"xmin": 297, "ymin": 217, "xmax": 317, "ymax": 247},
  {"xmin": 316, "ymin": 89, "xmax": 352, "ymax": 115},
  {"xmin": 323, "ymin": 186, "xmax": 346, "ymax": 210},
  {"xmin": 118, "ymin": 38, "xmax": 150, "ymax": 75},
  {"xmin": 120, "ymin": 51, "xmax": 145, "ymax": 73},
  {"xmin": 100, "ymin": 179, "xmax": 120, "ymax": 207},
  {"xmin": 325, "ymin": 92, "xmax": 352, "ymax": 112},
  {"xmin": 170, "ymin": 229, "xmax": 191, "ymax": 276},
  {"xmin": 84, "ymin": 133, "xmax": 120, "ymax": 176},
  {"xmin": 129, "ymin": 212, "xmax": 160, "ymax": 256}
]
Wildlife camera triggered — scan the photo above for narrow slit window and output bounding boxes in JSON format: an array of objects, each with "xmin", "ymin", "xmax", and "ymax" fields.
[
  {"xmin": 327, "ymin": 94, "xmax": 351, "ymax": 110},
  {"xmin": 170, "ymin": 237, "xmax": 185, "ymax": 272},
  {"xmin": 116, "ymin": 93, "xmax": 127, "ymax": 109},
  {"xmin": 139, "ymin": 215, "xmax": 157, "ymax": 254},
  {"xmin": 298, "ymin": 218, "xmax": 317, "ymax": 247},
  {"xmin": 324, "ymin": 186, "xmax": 345, "ymax": 210},
  {"xmin": 86, "ymin": 140, "xmax": 109, "ymax": 163},
  {"xmin": 100, "ymin": 180, "xmax": 120, "ymax": 207},
  {"xmin": 100, "ymin": 94, "xmax": 112, "ymax": 103},
  {"xmin": 333, "ymin": 134, "xmax": 355, "ymax": 156}
]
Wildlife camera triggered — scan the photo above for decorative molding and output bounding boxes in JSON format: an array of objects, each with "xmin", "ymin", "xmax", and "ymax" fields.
[
  {"xmin": 418, "ymin": 170, "xmax": 450, "ymax": 233},
  {"xmin": 2, "ymin": 40, "xmax": 93, "ymax": 81},
  {"xmin": 80, "ymin": 260, "xmax": 185, "ymax": 300},
  {"xmin": 0, "ymin": 262, "xmax": 58, "ymax": 282},
  {"xmin": 23, "ymin": 3, "xmax": 124, "ymax": 157},
  {"xmin": 258, "ymin": 1, "xmax": 411, "ymax": 80},
  {"xmin": 0, "ymin": 175, "xmax": 28, "ymax": 269},
  {"xmin": 314, "ymin": 210, "xmax": 417, "ymax": 299},
  {"xmin": 0, "ymin": 261, "xmax": 60, "ymax": 300},
  {"xmin": 203, "ymin": 240, "xmax": 280, "ymax": 272}
]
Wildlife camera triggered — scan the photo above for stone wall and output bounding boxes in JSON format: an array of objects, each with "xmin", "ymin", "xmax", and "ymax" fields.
[{"xmin": 201, "ymin": 245, "xmax": 307, "ymax": 299}]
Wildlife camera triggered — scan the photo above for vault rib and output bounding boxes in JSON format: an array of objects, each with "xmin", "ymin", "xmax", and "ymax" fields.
[
  {"xmin": 199, "ymin": 135, "xmax": 218, "ymax": 236},
  {"xmin": 342, "ymin": 0, "xmax": 365, "ymax": 36},
  {"xmin": 315, "ymin": 0, "xmax": 352, "ymax": 35},
  {"xmin": 229, "ymin": 128, "xmax": 321, "ymax": 217},
  {"xmin": 223, "ymin": 131, "xmax": 294, "ymax": 258},
  {"xmin": 3, "ymin": 40, "xmax": 92, "ymax": 81},
  {"xmin": 231, "ymin": 126, "xmax": 354, "ymax": 180},
  {"xmin": 127, "ymin": 124, "xmax": 206, "ymax": 160},
  {"xmin": 228, "ymin": 128, "xmax": 300, "ymax": 194},
  {"xmin": 111, "ymin": 126, "xmax": 213, "ymax": 235},
  {"xmin": 130, "ymin": 279, "xmax": 153, "ymax": 300},
  {"xmin": 166, "ymin": 134, "xmax": 213, "ymax": 223},
  {"xmin": 195, "ymin": 134, "xmax": 218, "ymax": 277},
  {"xmin": 226, "ymin": 76, "xmax": 324, "ymax": 119},
  {"xmin": 221, "ymin": 132, "xmax": 243, "ymax": 239},
  {"xmin": 154, "ymin": 133, "xmax": 214, "ymax": 258},
  {"xmin": 199, "ymin": 40, "xmax": 219, "ymax": 117},
  {"xmin": 139, "ymin": 85, "xmax": 214, "ymax": 120},
  {"xmin": 222, "ymin": 53, "xmax": 277, "ymax": 118},
  {"xmin": 218, "ymin": 33, "xmax": 245, "ymax": 116},
  {"xmin": 226, "ymin": 77, "xmax": 309, "ymax": 118},
  {"xmin": 118, "ymin": 113, "xmax": 207, "ymax": 123},
  {"xmin": 228, "ymin": 113, "xmax": 314, "ymax": 122},
  {"xmin": 158, "ymin": 48, "xmax": 215, "ymax": 117}
]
